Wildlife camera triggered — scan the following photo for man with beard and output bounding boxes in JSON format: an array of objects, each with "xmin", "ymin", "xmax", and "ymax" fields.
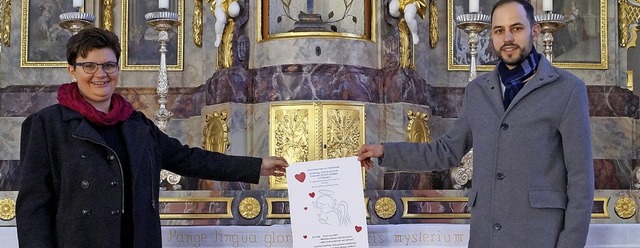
[{"xmin": 357, "ymin": 0, "xmax": 594, "ymax": 247}]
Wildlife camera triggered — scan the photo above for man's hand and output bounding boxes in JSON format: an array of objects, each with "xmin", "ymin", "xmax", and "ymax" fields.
[
  {"xmin": 356, "ymin": 144, "xmax": 384, "ymax": 169},
  {"xmin": 260, "ymin": 156, "xmax": 289, "ymax": 176}
]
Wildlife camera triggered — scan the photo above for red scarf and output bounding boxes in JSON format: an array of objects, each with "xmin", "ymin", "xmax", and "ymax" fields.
[{"xmin": 57, "ymin": 82, "xmax": 134, "ymax": 126}]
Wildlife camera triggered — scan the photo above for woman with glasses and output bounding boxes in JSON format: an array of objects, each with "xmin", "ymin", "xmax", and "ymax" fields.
[{"xmin": 16, "ymin": 27, "xmax": 289, "ymax": 247}]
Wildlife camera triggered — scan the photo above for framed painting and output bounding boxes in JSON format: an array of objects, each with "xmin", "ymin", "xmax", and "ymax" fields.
[
  {"xmin": 448, "ymin": 0, "xmax": 607, "ymax": 71},
  {"xmin": 20, "ymin": 0, "xmax": 77, "ymax": 67},
  {"xmin": 258, "ymin": 0, "xmax": 375, "ymax": 41},
  {"xmin": 121, "ymin": 0, "xmax": 183, "ymax": 71}
]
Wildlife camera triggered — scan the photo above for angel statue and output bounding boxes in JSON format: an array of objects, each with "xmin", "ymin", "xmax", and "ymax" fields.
[
  {"xmin": 389, "ymin": 0, "xmax": 427, "ymax": 44},
  {"xmin": 210, "ymin": 0, "xmax": 240, "ymax": 47}
]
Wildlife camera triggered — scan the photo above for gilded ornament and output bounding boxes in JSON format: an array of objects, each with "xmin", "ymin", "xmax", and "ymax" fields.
[
  {"xmin": 325, "ymin": 108, "xmax": 362, "ymax": 159},
  {"xmin": 2, "ymin": 0, "xmax": 11, "ymax": 47},
  {"xmin": 398, "ymin": 19, "xmax": 412, "ymax": 68},
  {"xmin": 406, "ymin": 111, "xmax": 431, "ymax": 143},
  {"xmin": 239, "ymin": 197, "xmax": 261, "ymax": 219},
  {"xmin": 203, "ymin": 111, "xmax": 229, "ymax": 153},
  {"xmin": 102, "ymin": 0, "xmax": 115, "ymax": 31},
  {"xmin": 0, "ymin": 198, "xmax": 16, "ymax": 221},
  {"xmin": 428, "ymin": 0, "xmax": 438, "ymax": 48},
  {"xmin": 614, "ymin": 196, "xmax": 637, "ymax": 219},
  {"xmin": 193, "ymin": 0, "xmax": 203, "ymax": 47},
  {"xmin": 618, "ymin": 0, "xmax": 640, "ymax": 48},
  {"xmin": 374, "ymin": 197, "xmax": 397, "ymax": 219}
]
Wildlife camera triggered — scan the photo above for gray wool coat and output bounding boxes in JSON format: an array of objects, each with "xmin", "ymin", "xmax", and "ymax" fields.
[{"xmin": 381, "ymin": 57, "xmax": 594, "ymax": 248}]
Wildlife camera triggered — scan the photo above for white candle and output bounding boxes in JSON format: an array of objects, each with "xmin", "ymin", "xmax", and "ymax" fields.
[
  {"xmin": 469, "ymin": 0, "xmax": 479, "ymax": 13},
  {"xmin": 159, "ymin": 0, "xmax": 169, "ymax": 10},
  {"xmin": 543, "ymin": 0, "xmax": 553, "ymax": 12},
  {"xmin": 72, "ymin": 0, "xmax": 83, "ymax": 8}
]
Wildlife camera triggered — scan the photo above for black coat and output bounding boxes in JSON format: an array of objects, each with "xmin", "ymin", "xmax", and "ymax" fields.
[{"xmin": 16, "ymin": 104, "xmax": 262, "ymax": 247}]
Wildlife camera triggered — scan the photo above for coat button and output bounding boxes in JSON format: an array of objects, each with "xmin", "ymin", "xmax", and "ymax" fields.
[
  {"xmin": 81, "ymin": 180, "xmax": 90, "ymax": 188},
  {"xmin": 82, "ymin": 209, "xmax": 91, "ymax": 216},
  {"xmin": 494, "ymin": 223, "xmax": 502, "ymax": 230},
  {"xmin": 500, "ymin": 123, "xmax": 509, "ymax": 130},
  {"xmin": 496, "ymin": 173, "xmax": 505, "ymax": 180},
  {"xmin": 81, "ymin": 154, "xmax": 88, "ymax": 159},
  {"xmin": 107, "ymin": 154, "xmax": 115, "ymax": 161},
  {"xmin": 110, "ymin": 181, "xmax": 119, "ymax": 186},
  {"xmin": 111, "ymin": 210, "xmax": 121, "ymax": 215}
]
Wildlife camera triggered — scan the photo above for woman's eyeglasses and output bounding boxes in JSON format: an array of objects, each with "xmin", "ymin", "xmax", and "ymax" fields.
[{"xmin": 73, "ymin": 62, "xmax": 119, "ymax": 74}]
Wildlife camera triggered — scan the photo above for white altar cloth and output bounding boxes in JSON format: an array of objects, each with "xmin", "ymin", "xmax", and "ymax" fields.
[{"xmin": 0, "ymin": 224, "xmax": 639, "ymax": 247}]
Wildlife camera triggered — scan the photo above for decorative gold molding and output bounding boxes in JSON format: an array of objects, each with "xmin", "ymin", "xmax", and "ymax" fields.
[
  {"xmin": 401, "ymin": 197, "xmax": 471, "ymax": 219},
  {"xmin": 614, "ymin": 196, "xmax": 636, "ymax": 219},
  {"xmin": 159, "ymin": 197, "xmax": 234, "ymax": 219},
  {"xmin": 193, "ymin": 0, "xmax": 203, "ymax": 47},
  {"xmin": 374, "ymin": 197, "xmax": 397, "ymax": 219},
  {"xmin": 618, "ymin": 0, "xmax": 640, "ymax": 48},
  {"xmin": 266, "ymin": 197, "xmax": 290, "ymax": 218},
  {"xmin": 102, "ymin": 0, "xmax": 115, "ymax": 31},
  {"xmin": 203, "ymin": 111, "xmax": 229, "ymax": 153},
  {"xmin": 1, "ymin": 0, "xmax": 11, "ymax": 47},
  {"xmin": 239, "ymin": 197, "xmax": 261, "ymax": 219},
  {"xmin": 592, "ymin": 197, "xmax": 610, "ymax": 219},
  {"xmin": 0, "ymin": 198, "xmax": 16, "ymax": 221}
]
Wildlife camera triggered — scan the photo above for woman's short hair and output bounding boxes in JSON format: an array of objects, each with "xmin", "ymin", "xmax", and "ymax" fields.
[{"xmin": 66, "ymin": 27, "xmax": 121, "ymax": 65}]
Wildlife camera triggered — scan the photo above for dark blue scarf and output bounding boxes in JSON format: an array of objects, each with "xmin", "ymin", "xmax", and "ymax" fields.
[{"xmin": 498, "ymin": 46, "xmax": 541, "ymax": 110}]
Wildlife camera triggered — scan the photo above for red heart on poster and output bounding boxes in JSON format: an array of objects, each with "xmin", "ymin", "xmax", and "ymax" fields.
[
  {"xmin": 295, "ymin": 172, "xmax": 306, "ymax": 183},
  {"xmin": 309, "ymin": 192, "xmax": 315, "ymax": 198},
  {"xmin": 303, "ymin": 235, "xmax": 308, "ymax": 239},
  {"xmin": 355, "ymin": 226, "xmax": 362, "ymax": 233},
  {"xmin": 304, "ymin": 207, "xmax": 308, "ymax": 210}
]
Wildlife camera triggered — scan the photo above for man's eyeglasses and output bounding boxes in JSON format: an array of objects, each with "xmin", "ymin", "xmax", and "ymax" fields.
[{"xmin": 73, "ymin": 62, "xmax": 119, "ymax": 74}]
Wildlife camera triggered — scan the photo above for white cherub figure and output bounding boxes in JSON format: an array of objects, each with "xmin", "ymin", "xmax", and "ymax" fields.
[
  {"xmin": 389, "ymin": 0, "xmax": 426, "ymax": 44},
  {"xmin": 212, "ymin": 0, "xmax": 240, "ymax": 47}
]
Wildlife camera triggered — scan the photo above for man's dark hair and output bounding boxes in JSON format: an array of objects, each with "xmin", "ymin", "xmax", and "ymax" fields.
[
  {"xmin": 491, "ymin": 0, "xmax": 536, "ymax": 27},
  {"xmin": 66, "ymin": 27, "xmax": 121, "ymax": 65}
]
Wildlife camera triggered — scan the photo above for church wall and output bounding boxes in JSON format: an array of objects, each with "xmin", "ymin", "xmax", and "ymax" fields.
[{"xmin": 0, "ymin": 0, "xmax": 638, "ymax": 203}]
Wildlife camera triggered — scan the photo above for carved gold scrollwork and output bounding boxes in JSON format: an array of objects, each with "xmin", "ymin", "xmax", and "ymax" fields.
[
  {"xmin": 193, "ymin": 0, "xmax": 203, "ymax": 47},
  {"xmin": 203, "ymin": 111, "xmax": 229, "ymax": 153},
  {"xmin": 218, "ymin": 21, "xmax": 235, "ymax": 68},
  {"xmin": 239, "ymin": 197, "xmax": 261, "ymax": 219},
  {"xmin": 398, "ymin": 19, "xmax": 413, "ymax": 69},
  {"xmin": 614, "ymin": 196, "xmax": 637, "ymax": 219},
  {"xmin": 406, "ymin": 111, "xmax": 431, "ymax": 143},
  {"xmin": 428, "ymin": 0, "xmax": 438, "ymax": 48},
  {"xmin": 324, "ymin": 108, "xmax": 363, "ymax": 159},
  {"xmin": 374, "ymin": 197, "xmax": 397, "ymax": 219},
  {"xmin": 102, "ymin": 0, "xmax": 115, "ymax": 31},
  {"xmin": 0, "ymin": 198, "xmax": 16, "ymax": 221},
  {"xmin": 1, "ymin": 0, "xmax": 11, "ymax": 46},
  {"xmin": 618, "ymin": 0, "xmax": 640, "ymax": 48}
]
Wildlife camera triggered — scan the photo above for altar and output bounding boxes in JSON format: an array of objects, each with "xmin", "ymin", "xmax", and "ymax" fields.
[{"xmin": 1, "ymin": 224, "xmax": 639, "ymax": 247}]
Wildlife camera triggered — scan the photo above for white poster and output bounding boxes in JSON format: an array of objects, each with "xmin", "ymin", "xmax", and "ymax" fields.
[{"xmin": 286, "ymin": 157, "xmax": 369, "ymax": 248}]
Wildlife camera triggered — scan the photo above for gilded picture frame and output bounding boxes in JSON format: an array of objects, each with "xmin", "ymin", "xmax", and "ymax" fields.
[
  {"xmin": 258, "ymin": 0, "xmax": 376, "ymax": 41},
  {"xmin": 448, "ymin": 0, "xmax": 608, "ymax": 71},
  {"xmin": 121, "ymin": 0, "xmax": 184, "ymax": 71},
  {"xmin": 20, "ymin": 0, "xmax": 77, "ymax": 67}
]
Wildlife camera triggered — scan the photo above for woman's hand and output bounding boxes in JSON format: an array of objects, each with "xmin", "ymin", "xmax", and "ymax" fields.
[{"xmin": 260, "ymin": 156, "xmax": 289, "ymax": 176}]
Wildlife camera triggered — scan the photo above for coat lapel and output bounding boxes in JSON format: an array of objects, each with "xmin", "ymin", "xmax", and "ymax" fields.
[{"xmin": 477, "ymin": 71, "xmax": 505, "ymax": 116}]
